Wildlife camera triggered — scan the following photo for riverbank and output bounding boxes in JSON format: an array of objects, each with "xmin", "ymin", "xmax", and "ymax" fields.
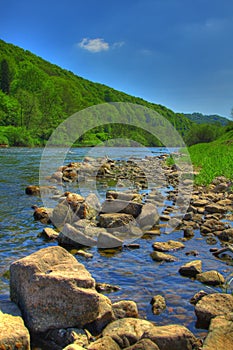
[{"xmin": 0, "ymin": 149, "xmax": 232, "ymax": 349}]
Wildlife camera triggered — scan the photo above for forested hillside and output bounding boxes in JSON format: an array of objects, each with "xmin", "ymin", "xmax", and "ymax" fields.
[
  {"xmin": 183, "ymin": 112, "xmax": 229, "ymax": 126},
  {"xmin": 0, "ymin": 39, "xmax": 193, "ymax": 146}
]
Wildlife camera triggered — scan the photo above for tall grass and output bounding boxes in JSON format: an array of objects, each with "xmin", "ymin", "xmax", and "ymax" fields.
[{"xmin": 188, "ymin": 134, "xmax": 233, "ymax": 185}]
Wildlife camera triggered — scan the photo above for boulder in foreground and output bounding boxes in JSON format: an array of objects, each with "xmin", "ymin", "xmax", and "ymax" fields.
[{"xmin": 10, "ymin": 246, "xmax": 112, "ymax": 333}]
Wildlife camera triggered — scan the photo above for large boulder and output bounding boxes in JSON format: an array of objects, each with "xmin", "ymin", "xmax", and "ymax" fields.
[
  {"xmin": 202, "ymin": 313, "xmax": 233, "ymax": 350},
  {"xmin": 0, "ymin": 311, "xmax": 30, "ymax": 350},
  {"xmin": 87, "ymin": 336, "xmax": 121, "ymax": 350},
  {"xmin": 195, "ymin": 293, "xmax": 233, "ymax": 329},
  {"xmin": 58, "ymin": 223, "xmax": 96, "ymax": 247},
  {"xmin": 142, "ymin": 324, "xmax": 199, "ymax": 350},
  {"xmin": 99, "ymin": 213, "xmax": 135, "ymax": 229},
  {"xmin": 124, "ymin": 339, "xmax": 159, "ymax": 349},
  {"xmin": 137, "ymin": 203, "xmax": 159, "ymax": 231},
  {"xmin": 101, "ymin": 199, "xmax": 142, "ymax": 218},
  {"xmin": 10, "ymin": 246, "xmax": 113, "ymax": 333}
]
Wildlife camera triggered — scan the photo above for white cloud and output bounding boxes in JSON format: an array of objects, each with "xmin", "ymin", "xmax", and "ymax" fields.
[
  {"xmin": 77, "ymin": 38, "xmax": 125, "ymax": 53},
  {"xmin": 78, "ymin": 38, "xmax": 109, "ymax": 53}
]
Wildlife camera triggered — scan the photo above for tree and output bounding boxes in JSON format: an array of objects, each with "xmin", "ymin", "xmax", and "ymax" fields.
[{"xmin": 0, "ymin": 59, "xmax": 10, "ymax": 94}]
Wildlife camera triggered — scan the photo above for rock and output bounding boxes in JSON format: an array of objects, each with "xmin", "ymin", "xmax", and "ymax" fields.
[
  {"xmin": 195, "ymin": 293, "xmax": 233, "ymax": 329},
  {"xmin": 112, "ymin": 300, "xmax": 139, "ymax": 319},
  {"xmin": 142, "ymin": 324, "xmax": 199, "ymax": 350},
  {"xmin": 41, "ymin": 227, "xmax": 59, "ymax": 240},
  {"xmin": 124, "ymin": 338, "xmax": 160, "ymax": 349},
  {"xmin": 196, "ymin": 270, "xmax": 225, "ymax": 286},
  {"xmin": 99, "ymin": 213, "xmax": 135, "ymax": 229},
  {"xmin": 152, "ymin": 240, "xmax": 185, "ymax": 252},
  {"xmin": 75, "ymin": 250, "xmax": 93, "ymax": 259},
  {"xmin": 150, "ymin": 295, "xmax": 166, "ymax": 315},
  {"xmin": 52, "ymin": 200, "xmax": 74, "ymax": 227},
  {"xmin": 40, "ymin": 327, "xmax": 88, "ymax": 349},
  {"xmin": 102, "ymin": 318, "xmax": 155, "ymax": 348},
  {"xmin": 0, "ymin": 311, "xmax": 30, "ymax": 350},
  {"xmin": 218, "ymin": 228, "xmax": 233, "ymax": 242},
  {"xmin": 179, "ymin": 260, "xmax": 202, "ymax": 278},
  {"xmin": 96, "ymin": 283, "xmax": 121, "ymax": 293},
  {"xmin": 101, "ymin": 199, "xmax": 142, "ymax": 218},
  {"xmin": 106, "ymin": 191, "xmax": 142, "ymax": 203},
  {"xmin": 205, "ymin": 204, "xmax": 227, "ymax": 214},
  {"xmin": 97, "ymin": 231, "xmax": 123, "ymax": 249},
  {"xmin": 202, "ymin": 313, "xmax": 233, "ymax": 350},
  {"xmin": 150, "ymin": 251, "xmax": 177, "ymax": 262},
  {"xmin": 87, "ymin": 336, "xmax": 120, "ymax": 350},
  {"xmin": 137, "ymin": 203, "xmax": 160, "ymax": 231},
  {"xmin": 10, "ymin": 246, "xmax": 112, "ymax": 333},
  {"xmin": 25, "ymin": 185, "xmax": 40, "ymax": 195},
  {"xmin": 33, "ymin": 206, "xmax": 52, "ymax": 224},
  {"xmin": 183, "ymin": 227, "xmax": 194, "ymax": 238},
  {"xmin": 85, "ymin": 294, "xmax": 115, "ymax": 335},
  {"xmin": 63, "ymin": 345, "xmax": 86, "ymax": 350},
  {"xmin": 190, "ymin": 290, "xmax": 208, "ymax": 305},
  {"xmin": 192, "ymin": 199, "xmax": 209, "ymax": 207},
  {"xmin": 84, "ymin": 193, "xmax": 101, "ymax": 218},
  {"xmin": 58, "ymin": 223, "xmax": 96, "ymax": 247}
]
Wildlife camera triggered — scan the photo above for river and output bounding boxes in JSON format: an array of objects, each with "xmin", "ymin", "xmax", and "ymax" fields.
[{"xmin": 0, "ymin": 147, "xmax": 232, "ymax": 341}]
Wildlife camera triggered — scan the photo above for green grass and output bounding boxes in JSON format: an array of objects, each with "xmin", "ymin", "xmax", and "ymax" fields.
[{"xmin": 188, "ymin": 130, "xmax": 233, "ymax": 185}]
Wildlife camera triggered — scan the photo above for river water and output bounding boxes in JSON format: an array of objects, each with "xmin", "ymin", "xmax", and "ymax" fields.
[{"xmin": 0, "ymin": 147, "xmax": 232, "ymax": 340}]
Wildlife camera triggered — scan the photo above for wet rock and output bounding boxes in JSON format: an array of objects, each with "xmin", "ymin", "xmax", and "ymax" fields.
[
  {"xmin": 39, "ymin": 327, "xmax": 88, "ymax": 349},
  {"xmin": 101, "ymin": 199, "xmax": 142, "ymax": 218},
  {"xmin": 112, "ymin": 300, "xmax": 139, "ymax": 319},
  {"xmin": 124, "ymin": 338, "xmax": 159, "ymax": 349},
  {"xmin": 179, "ymin": 260, "xmax": 202, "ymax": 278},
  {"xmin": 87, "ymin": 336, "xmax": 120, "ymax": 350},
  {"xmin": 0, "ymin": 311, "xmax": 30, "ymax": 350},
  {"xmin": 202, "ymin": 313, "xmax": 233, "ymax": 350},
  {"xmin": 150, "ymin": 251, "xmax": 177, "ymax": 262},
  {"xmin": 137, "ymin": 203, "xmax": 160, "ymax": 231},
  {"xmin": 96, "ymin": 283, "xmax": 121, "ymax": 293},
  {"xmin": 190, "ymin": 290, "xmax": 208, "ymax": 305},
  {"xmin": 185, "ymin": 250, "xmax": 199, "ymax": 256},
  {"xmin": 41, "ymin": 227, "xmax": 59, "ymax": 240},
  {"xmin": 52, "ymin": 200, "xmax": 74, "ymax": 227},
  {"xmin": 63, "ymin": 345, "xmax": 86, "ymax": 350},
  {"xmin": 195, "ymin": 293, "xmax": 233, "ymax": 329},
  {"xmin": 152, "ymin": 240, "xmax": 185, "ymax": 252},
  {"xmin": 10, "ymin": 246, "xmax": 112, "ymax": 333},
  {"xmin": 58, "ymin": 223, "xmax": 96, "ymax": 247},
  {"xmin": 142, "ymin": 324, "xmax": 199, "ymax": 350},
  {"xmin": 196, "ymin": 270, "xmax": 225, "ymax": 286},
  {"xmin": 218, "ymin": 228, "xmax": 233, "ymax": 242},
  {"xmin": 192, "ymin": 199, "xmax": 209, "ymax": 207},
  {"xmin": 32, "ymin": 206, "xmax": 52, "ymax": 224},
  {"xmin": 75, "ymin": 250, "xmax": 93, "ymax": 259},
  {"xmin": 97, "ymin": 231, "xmax": 123, "ymax": 249},
  {"xmin": 99, "ymin": 213, "xmax": 135, "ymax": 229},
  {"xmin": 183, "ymin": 227, "xmax": 194, "ymax": 238},
  {"xmin": 150, "ymin": 295, "xmax": 166, "ymax": 315}
]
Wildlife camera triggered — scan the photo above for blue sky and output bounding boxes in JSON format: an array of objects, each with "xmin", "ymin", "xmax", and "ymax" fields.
[{"xmin": 1, "ymin": 0, "xmax": 233, "ymax": 117}]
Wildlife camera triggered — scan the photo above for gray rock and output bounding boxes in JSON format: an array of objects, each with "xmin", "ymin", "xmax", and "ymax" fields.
[
  {"xmin": 106, "ymin": 191, "xmax": 142, "ymax": 203},
  {"xmin": 99, "ymin": 213, "xmax": 135, "ymax": 229},
  {"xmin": 59, "ymin": 223, "xmax": 96, "ymax": 247},
  {"xmin": 97, "ymin": 231, "xmax": 123, "ymax": 249},
  {"xmin": 195, "ymin": 293, "xmax": 233, "ymax": 329},
  {"xmin": 0, "ymin": 311, "xmax": 30, "ymax": 350},
  {"xmin": 10, "ymin": 246, "xmax": 112, "ymax": 333},
  {"xmin": 137, "ymin": 203, "xmax": 160, "ymax": 231},
  {"xmin": 41, "ymin": 227, "xmax": 59, "ymax": 240},
  {"xmin": 101, "ymin": 199, "xmax": 142, "ymax": 218}
]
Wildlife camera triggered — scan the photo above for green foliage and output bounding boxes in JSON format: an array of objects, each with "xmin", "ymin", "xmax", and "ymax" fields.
[
  {"xmin": 183, "ymin": 112, "xmax": 229, "ymax": 126},
  {"xmin": 188, "ymin": 130, "xmax": 233, "ymax": 185},
  {"xmin": 0, "ymin": 39, "xmax": 194, "ymax": 146},
  {"xmin": 0, "ymin": 59, "xmax": 10, "ymax": 94},
  {"xmin": 184, "ymin": 123, "xmax": 224, "ymax": 146},
  {"xmin": 0, "ymin": 126, "xmax": 36, "ymax": 146}
]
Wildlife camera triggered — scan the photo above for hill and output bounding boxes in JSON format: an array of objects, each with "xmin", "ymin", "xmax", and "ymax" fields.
[
  {"xmin": 0, "ymin": 39, "xmax": 193, "ymax": 146},
  {"xmin": 183, "ymin": 112, "xmax": 229, "ymax": 126}
]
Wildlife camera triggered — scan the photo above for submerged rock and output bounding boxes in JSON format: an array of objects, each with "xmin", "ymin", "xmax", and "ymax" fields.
[{"xmin": 150, "ymin": 251, "xmax": 177, "ymax": 262}]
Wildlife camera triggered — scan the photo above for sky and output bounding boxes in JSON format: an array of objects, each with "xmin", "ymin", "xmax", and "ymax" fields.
[{"xmin": 1, "ymin": 0, "xmax": 233, "ymax": 118}]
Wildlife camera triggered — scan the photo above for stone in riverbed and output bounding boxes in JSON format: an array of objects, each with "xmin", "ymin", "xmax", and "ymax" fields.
[
  {"xmin": 124, "ymin": 339, "xmax": 159, "ymax": 349},
  {"xmin": 137, "ymin": 203, "xmax": 160, "ymax": 231},
  {"xmin": 32, "ymin": 206, "xmax": 53, "ymax": 224},
  {"xmin": 87, "ymin": 336, "xmax": 120, "ymax": 350},
  {"xmin": 97, "ymin": 231, "xmax": 123, "ymax": 249},
  {"xmin": 99, "ymin": 213, "xmax": 135, "ymax": 229},
  {"xmin": 106, "ymin": 190, "xmax": 142, "ymax": 203},
  {"xmin": 205, "ymin": 204, "xmax": 227, "ymax": 214},
  {"xmin": 152, "ymin": 240, "xmax": 185, "ymax": 252},
  {"xmin": 101, "ymin": 199, "xmax": 142, "ymax": 218},
  {"xmin": 150, "ymin": 295, "xmax": 166, "ymax": 315},
  {"xmin": 41, "ymin": 227, "xmax": 59, "ymax": 240},
  {"xmin": 112, "ymin": 300, "xmax": 139, "ymax": 319},
  {"xmin": 201, "ymin": 313, "xmax": 233, "ymax": 350},
  {"xmin": 179, "ymin": 260, "xmax": 202, "ymax": 278},
  {"xmin": 58, "ymin": 223, "xmax": 96, "ymax": 247},
  {"xmin": 196, "ymin": 270, "xmax": 225, "ymax": 286},
  {"xmin": 0, "ymin": 311, "xmax": 30, "ymax": 350},
  {"xmin": 150, "ymin": 251, "xmax": 177, "ymax": 262},
  {"xmin": 195, "ymin": 293, "xmax": 233, "ymax": 329},
  {"xmin": 10, "ymin": 246, "xmax": 113, "ymax": 333}
]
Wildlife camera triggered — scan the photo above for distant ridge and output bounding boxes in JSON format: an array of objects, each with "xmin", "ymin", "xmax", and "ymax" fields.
[{"xmin": 183, "ymin": 112, "xmax": 229, "ymax": 126}]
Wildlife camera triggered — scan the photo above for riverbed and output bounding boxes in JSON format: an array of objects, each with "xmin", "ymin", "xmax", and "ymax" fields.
[{"xmin": 0, "ymin": 147, "xmax": 232, "ymax": 341}]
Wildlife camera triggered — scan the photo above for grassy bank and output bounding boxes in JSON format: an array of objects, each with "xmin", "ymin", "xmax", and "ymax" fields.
[{"xmin": 188, "ymin": 130, "xmax": 233, "ymax": 185}]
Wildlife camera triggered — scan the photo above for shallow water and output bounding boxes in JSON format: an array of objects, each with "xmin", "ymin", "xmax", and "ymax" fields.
[{"xmin": 0, "ymin": 147, "xmax": 232, "ymax": 341}]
